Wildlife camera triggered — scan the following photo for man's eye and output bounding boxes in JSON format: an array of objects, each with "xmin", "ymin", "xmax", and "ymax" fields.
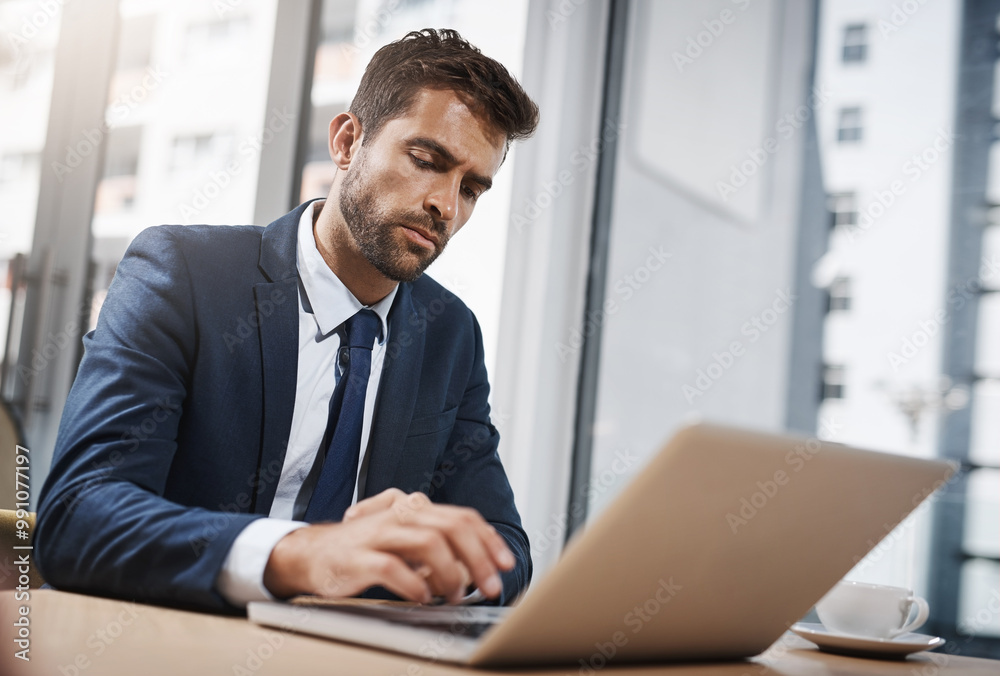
[
  {"xmin": 410, "ymin": 155, "xmax": 435, "ymax": 169},
  {"xmin": 462, "ymin": 185, "xmax": 478, "ymax": 201}
]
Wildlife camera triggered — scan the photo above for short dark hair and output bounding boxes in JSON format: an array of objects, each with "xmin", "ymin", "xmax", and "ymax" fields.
[{"xmin": 350, "ymin": 29, "xmax": 539, "ymax": 151}]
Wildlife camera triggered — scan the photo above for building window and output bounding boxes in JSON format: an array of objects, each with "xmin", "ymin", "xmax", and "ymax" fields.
[
  {"xmin": 842, "ymin": 23, "xmax": 867, "ymax": 63},
  {"xmin": 837, "ymin": 107, "xmax": 864, "ymax": 143},
  {"xmin": 170, "ymin": 132, "xmax": 233, "ymax": 171},
  {"xmin": 828, "ymin": 277, "xmax": 852, "ymax": 312},
  {"xmin": 822, "ymin": 365, "xmax": 846, "ymax": 400},
  {"xmin": 827, "ymin": 192, "xmax": 858, "ymax": 229},
  {"xmin": 184, "ymin": 16, "xmax": 251, "ymax": 56}
]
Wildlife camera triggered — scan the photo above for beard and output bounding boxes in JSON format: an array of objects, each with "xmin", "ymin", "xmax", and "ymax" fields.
[{"xmin": 338, "ymin": 152, "xmax": 449, "ymax": 283}]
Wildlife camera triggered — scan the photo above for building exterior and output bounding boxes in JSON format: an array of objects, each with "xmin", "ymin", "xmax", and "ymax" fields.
[{"xmin": 815, "ymin": 0, "xmax": 999, "ymax": 649}]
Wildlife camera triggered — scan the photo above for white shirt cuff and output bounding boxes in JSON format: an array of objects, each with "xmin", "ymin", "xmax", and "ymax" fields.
[{"xmin": 216, "ymin": 518, "xmax": 308, "ymax": 607}]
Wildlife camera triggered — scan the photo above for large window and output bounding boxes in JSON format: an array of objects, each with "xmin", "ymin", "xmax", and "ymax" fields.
[
  {"xmin": 572, "ymin": 0, "xmax": 997, "ymax": 659},
  {"xmin": 84, "ymin": 0, "xmax": 283, "ymax": 334},
  {"xmin": 0, "ymin": 1, "xmax": 63, "ymax": 383}
]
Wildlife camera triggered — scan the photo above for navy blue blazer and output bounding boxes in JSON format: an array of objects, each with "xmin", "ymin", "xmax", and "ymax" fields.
[{"xmin": 35, "ymin": 200, "xmax": 530, "ymax": 612}]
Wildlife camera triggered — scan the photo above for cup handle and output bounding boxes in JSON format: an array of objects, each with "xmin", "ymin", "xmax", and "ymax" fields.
[{"xmin": 891, "ymin": 596, "xmax": 929, "ymax": 638}]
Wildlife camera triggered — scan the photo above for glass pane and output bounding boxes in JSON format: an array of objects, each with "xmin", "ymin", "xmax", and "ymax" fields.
[
  {"xmin": 959, "ymin": 559, "xmax": 1000, "ymax": 637},
  {"xmin": 964, "ymin": 468, "xmax": 1000, "ymax": 558},
  {"xmin": 303, "ymin": 0, "xmax": 530, "ymax": 378},
  {"xmin": 843, "ymin": 493, "xmax": 939, "ymax": 590},
  {"xmin": 970, "ymin": 380, "xmax": 1000, "ymax": 467},
  {"xmin": 976, "ymin": 293, "xmax": 1000, "ymax": 376},
  {"xmin": 88, "ymin": 0, "xmax": 280, "ymax": 328},
  {"xmin": 588, "ymin": 0, "xmax": 799, "ymax": 520},
  {"xmin": 0, "ymin": 1, "xmax": 63, "ymax": 366},
  {"xmin": 583, "ymin": 0, "xmax": 996, "ymax": 654}
]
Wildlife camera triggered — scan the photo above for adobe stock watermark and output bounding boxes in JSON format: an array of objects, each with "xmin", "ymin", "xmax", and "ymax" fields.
[
  {"xmin": 672, "ymin": 0, "xmax": 753, "ymax": 73},
  {"xmin": 907, "ymin": 588, "xmax": 999, "ymax": 676},
  {"xmin": 577, "ymin": 577, "xmax": 683, "ymax": 674},
  {"xmin": 222, "ymin": 287, "xmax": 289, "ymax": 353},
  {"xmin": 715, "ymin": 86, "xmax": 830, "ymax": 202},
  {"xmin": 15, "ymin": 295, "xmax": 96, "ymax": 385},
  {"xmin": 231, "ymin": 606, "xmax": 311, "ymax": 676},
  {"xmin": 851, "ymin": 475, "xmax": 952, "ymax": 574},
  {"xmin": 190, "ymin": 458, "xmax": 284, "ymax": 556},
  {"xmin": 230, "ymin": 628, "xmax": 290, "ymax": 676},
  {"xmin": 546, "ymin": 0, "xmax": 589, "ymax": 29},
  {"xmin": 4, "ymin": 0, "xmax": 67, "ymax": 63},
  {"xmin": 886, "ymin": 253, "xmax": 999, "ymax": 372},
  {"xmin": 213, "ymin": 0, "xmax": 243, "ymax": 17},
  {"xmin": 57, "ymin": 602, "xmax": 141, "ymax": 676},
  {"xmin": 511, "ymin": 118, "xmax": 626, "ymax": 233},
  {"xmin": 845, "ymin": 127, "xmax": 955, "ymax": 244},
  {"xmin": 51, "ymin": 65, "xmax": 169, "ymax": 183},
  {"xmin": 178, "ymin": 107, "xmax": 295, "ymax": 223},
  {"xmin": 725, "ymin": 418, "xmax": 843, "ymax": 534},
  {"xmin": 878, "ymin": 0, "xmax": 930, "ymax": 38},
  {"xmin": 959, "ymin": 589, "xmax": 1000, "ymax": 636},
  {"xmin": 754, "ymin": 628, "xmax": 804, "ymax": 674},
  {"xmin": 554, "ymin": 245, "xmax": 672, "ymax": 363},
  {"xmin": 681, "ymin": 287, "xmax": 796, "ymax": 403},
  {"xmin": 409, "ymin": 606, "xmax": 505, "ymax": 663},
  {"xmin": 531, "ymin": 446, "xmax": 638, "ymax": 559},
  {"xmin": 16, "ymin": 318, "xmax": 78, "ymax": 385},
  {"xmin": 340, "ymin": 0, "xmax": 403, "ymax": 57},
  {"xmin": 421, "ymin": 409, "xmax": 513, "ymax": 504},
  {"xmin": 59, "ymin": 394, "xmax": 183, "ymax": 515}
]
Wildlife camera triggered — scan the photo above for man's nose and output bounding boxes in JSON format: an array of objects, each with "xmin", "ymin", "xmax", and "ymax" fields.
[{"xmin": 425, "ymin": 177, "xmax": 460, "ymax": 223}]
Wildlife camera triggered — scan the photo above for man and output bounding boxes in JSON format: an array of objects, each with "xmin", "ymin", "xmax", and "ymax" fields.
[{"xmin": 35, "ymin": 29, "xmax": 539, "ymax": 613}]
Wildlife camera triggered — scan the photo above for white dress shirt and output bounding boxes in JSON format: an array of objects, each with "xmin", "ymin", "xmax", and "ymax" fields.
[{"xmin": 216, "ymin": 200, "xmax": 397, "ymax": 606}]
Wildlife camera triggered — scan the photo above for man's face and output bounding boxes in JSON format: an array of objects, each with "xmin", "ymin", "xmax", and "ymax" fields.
[{"xmin": 338, "ymin": 88, "xmax": 506, "ymax": 283}]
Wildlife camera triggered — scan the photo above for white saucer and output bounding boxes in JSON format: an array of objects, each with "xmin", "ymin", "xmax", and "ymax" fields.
[{"xmin": 790, "ymin": 622, "xmax": 946, "ymax": 659}]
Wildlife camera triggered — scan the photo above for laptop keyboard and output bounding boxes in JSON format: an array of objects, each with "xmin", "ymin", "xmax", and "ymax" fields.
[{"xmin": 322, "ymin": 603, "xmax": 508, "ymax": 639}]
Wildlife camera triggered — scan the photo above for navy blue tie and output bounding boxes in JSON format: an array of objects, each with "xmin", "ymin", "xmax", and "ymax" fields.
[{"xmin": 304, "ymin": 309, "xmax": 382, "ymax": 522}]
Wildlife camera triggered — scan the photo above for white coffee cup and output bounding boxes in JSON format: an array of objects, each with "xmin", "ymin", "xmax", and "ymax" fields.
[{"xmin": 815, "ymin": 581, "xmax": 929, "ymax": 639}]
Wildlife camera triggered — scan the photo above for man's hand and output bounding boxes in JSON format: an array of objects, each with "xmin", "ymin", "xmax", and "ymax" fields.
[{"xmin": 263, "ymin": 489, "xmax": 516, "ymax": 604}]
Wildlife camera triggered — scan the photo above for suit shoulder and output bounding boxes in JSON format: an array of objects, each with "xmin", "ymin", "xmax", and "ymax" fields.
[
  {"xmin": 127, "ymin": 223, "xmax": 264, "ymax": 267},
  {"xmin": 409, "ymin": 274, "xmax": 473, "ymax": 318},
  {"xmin": 130, "ymin": 223, "xmax": 263, "ymax": 249},
  {"xmin": 406, "ymin": 274, "xmax": 484, "ymax": 343}
]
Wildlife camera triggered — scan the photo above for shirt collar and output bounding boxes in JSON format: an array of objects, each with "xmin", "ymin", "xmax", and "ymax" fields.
[{"xmin": 296, "ymin": 199, "xmax": 396, "ymax": 342}]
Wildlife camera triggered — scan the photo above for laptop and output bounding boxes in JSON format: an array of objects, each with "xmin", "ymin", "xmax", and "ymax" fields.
[{"xmin": 248, "ymin": 422, "xmax": 955, "ymax": 667}]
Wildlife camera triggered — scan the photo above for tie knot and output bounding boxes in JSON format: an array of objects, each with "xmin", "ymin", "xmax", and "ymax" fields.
[{"xmin": 345, "ymin": 308, "xmax": 381, "ymax": 349}]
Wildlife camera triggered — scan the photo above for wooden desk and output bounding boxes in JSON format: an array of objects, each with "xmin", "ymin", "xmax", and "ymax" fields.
[{"xmin": 2, "ymin": 590, "xmax": 998, "ymax": 675}]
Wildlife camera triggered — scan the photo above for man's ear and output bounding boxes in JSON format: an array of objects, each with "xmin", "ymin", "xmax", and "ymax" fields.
[{"xmin": 328, "ymin": 112, "xmax": 363, "ymax": 170}]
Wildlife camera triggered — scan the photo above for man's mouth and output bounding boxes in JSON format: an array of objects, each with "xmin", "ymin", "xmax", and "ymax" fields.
[{"xmin": 400, "ymin": 223, "xmax": 439, "ymax": 250}]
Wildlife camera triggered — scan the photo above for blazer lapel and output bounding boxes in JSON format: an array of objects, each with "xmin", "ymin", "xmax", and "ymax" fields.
[
  {"xmin": 250, "ymin": 200, "xmax": 316, "ymax": 514},
  {"xmin": 361, "ymin": 283, "xmax": 426, "ymax": 498}
]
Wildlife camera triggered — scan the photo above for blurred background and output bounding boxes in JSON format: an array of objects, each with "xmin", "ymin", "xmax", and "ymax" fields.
[{"xmin": 0, "ymin": 0, "xmax": 997, "ymax": 657}]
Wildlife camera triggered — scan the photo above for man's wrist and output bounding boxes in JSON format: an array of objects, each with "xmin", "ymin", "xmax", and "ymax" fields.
[
  {"xmin": 215, "ymin": 518, "xmax": 307, "ymax": 607},
  {"xmin": 263, "ymin": 526, "xmax": 310, "ymax": 598}
]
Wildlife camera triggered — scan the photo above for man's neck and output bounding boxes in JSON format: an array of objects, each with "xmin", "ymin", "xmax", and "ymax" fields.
[{"xmin": 312, "ymin": 199, "xmax": 397, "ymax": 307}]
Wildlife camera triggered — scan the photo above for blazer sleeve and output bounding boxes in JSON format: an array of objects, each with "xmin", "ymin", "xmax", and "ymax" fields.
[
  {"xmin": 34, "ymin": 226, "xmax": 263, "ymax": 613},
  {"xmin": 429, "ymin": 314, "xmax": 532, "ymax": 605}
]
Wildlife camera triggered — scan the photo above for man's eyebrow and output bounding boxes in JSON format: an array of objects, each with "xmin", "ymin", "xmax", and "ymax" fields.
[{"xmin": 407, "ymin": 137, "xmax": 493, "ymax": 192}]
